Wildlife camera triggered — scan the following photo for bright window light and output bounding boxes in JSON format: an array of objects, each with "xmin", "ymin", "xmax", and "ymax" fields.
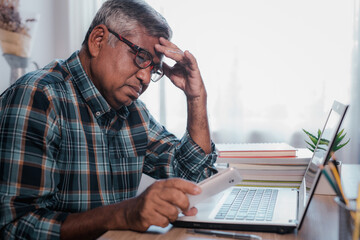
[{"xmin": 141, "ymin": 0, "xmax": 354, "ymax": 147}]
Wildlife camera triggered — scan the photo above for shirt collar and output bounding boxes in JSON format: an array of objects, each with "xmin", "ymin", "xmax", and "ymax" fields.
[{"xmin": 66, "ymin": 51, "xmax": 129, "ymax": 120}]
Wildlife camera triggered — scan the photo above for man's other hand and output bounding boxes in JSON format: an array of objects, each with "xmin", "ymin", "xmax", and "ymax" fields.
[{"xmin": 123, "ymin": 178, "xmax": 201, "ymax": 232}]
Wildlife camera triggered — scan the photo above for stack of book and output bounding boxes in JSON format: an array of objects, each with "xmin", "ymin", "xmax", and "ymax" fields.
[{"xmin": 215, "ymin": 143, "xmax": 313, "ymax": 188}]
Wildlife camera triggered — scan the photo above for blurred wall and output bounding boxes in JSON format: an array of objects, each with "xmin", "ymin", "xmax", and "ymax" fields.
[{"xmin": 0, "ymin": 0, "xmax": 72, "ymax": 94}]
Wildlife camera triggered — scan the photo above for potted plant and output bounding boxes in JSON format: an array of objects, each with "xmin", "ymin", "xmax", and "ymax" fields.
[{"xmin": 302, "ymin": 128, "xmax": 350, "ymax": 162}]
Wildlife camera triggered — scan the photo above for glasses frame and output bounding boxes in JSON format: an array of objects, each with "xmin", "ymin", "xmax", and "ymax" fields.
[{"xmin": 107, "ymin": 28, "xmax": 164, "ymax": 82}]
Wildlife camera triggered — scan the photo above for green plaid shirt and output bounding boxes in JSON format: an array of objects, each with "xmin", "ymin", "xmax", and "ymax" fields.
[{"xmin": 0, "ymin": 51, "xmax": 217, "ymax": 240}]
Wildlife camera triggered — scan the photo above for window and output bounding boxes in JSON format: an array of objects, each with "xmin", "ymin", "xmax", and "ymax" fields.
[
  {"xmin": 76, "ymin": 0, "xmax": 359, "ymax": 163},
  {"xmin": 68, "ymin": 0, "xmax": 105, "ymax": 53},
  {"xmin": 142, "ymin": 0, "xmax": 354, "ymax": 151}
]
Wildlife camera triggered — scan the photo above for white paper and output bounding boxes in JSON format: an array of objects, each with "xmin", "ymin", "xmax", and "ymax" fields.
[{"xmin": 136, "ymin": 173, "xmax": 157, "ymax": 196}]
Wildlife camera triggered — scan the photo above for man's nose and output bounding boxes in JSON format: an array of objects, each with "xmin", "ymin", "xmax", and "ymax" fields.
[{"xmin": 136, "ymin": 67, "xmax": 152, "ymax": 85}]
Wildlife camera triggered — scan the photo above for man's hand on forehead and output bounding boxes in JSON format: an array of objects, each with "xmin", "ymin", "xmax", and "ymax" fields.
[
  {"xmin": 154, "ymin": 37, "xmax": 204, "ymax": 100},
  {"xmin": 155, "ymin": 37, "xmax": 185, "ymax": 61}
]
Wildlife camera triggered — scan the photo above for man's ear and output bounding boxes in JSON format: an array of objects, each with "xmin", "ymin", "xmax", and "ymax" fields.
[{"xmin": 87, "ymin": 24, "xmax": 108, "ymax": 58}]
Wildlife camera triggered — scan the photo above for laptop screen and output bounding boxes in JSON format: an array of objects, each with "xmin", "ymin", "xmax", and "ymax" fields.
[{"xmin": 298, "ymin": 101, "xmax": 349, "ymax": 228}]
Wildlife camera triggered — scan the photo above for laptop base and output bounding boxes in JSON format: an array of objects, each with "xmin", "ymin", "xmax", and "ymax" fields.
[{"xmin": 173, "ymin": 220, "xmax": 296, "ymax": 234}]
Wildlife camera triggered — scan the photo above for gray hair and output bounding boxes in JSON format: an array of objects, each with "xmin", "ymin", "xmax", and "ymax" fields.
[{"xmin": 82, "ymin": 0, "xmax": 172, "ymax": 47}]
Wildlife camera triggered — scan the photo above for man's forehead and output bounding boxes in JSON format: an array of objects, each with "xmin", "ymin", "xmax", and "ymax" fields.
[{"xmin": 120, "ymin": 26, "xmax": 163, "ymax": 62}]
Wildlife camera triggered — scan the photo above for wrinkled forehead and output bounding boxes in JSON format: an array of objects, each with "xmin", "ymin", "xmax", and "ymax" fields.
[{"xmin": 127, "ymin": 29, "xmax": 163, "ymax": 64}]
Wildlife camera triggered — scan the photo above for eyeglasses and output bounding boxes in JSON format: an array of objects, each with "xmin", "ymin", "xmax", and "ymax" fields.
[{"xmin": 107, "ymin": 28, "xmax": 164, "ymax": 82}]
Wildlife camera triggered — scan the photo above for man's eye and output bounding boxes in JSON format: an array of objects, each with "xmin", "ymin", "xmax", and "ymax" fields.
[
  {"xmin": 136, "ymin": 52, "xmax": 151, "ymax": 65},
  {"xmin": 137, "ymin": 55, "xmax": 146, "ymax": 63}
]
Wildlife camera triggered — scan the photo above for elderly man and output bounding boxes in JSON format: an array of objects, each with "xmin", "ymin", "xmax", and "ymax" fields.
[{"xmin": 0, "ymin": 0, "xmax": 217, "ymax": 239}]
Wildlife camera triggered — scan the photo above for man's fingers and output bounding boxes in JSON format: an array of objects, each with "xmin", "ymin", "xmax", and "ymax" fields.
[
  {"xmin": 161, "ymin": 178, "xmax": 201, "ymax": 195},
  {"xmin": 159, "ymin": 36, "xmax": 178, "ymax": 49},
  {"xmin": 130, "ymin": 179, "xmax": 202, "ymax": 230},
  {"xmin": 154, "ymin": 200, "xmax": 181, "ymax": 222},
  {"xmin": 157, "ymin": 186, "xmax": 191, "ymax": 212},
  {"xmin": 132, "ymin": 191, "xmax": 177, "ymax": 229},
  {"xmin": 147, "ymin": 211, "xmax": 171, "ymax": 228},
  {"xmin": 155, "ymin": 38, "xmax": 185, "ymax": 62},
  {"xmin": 151, "ymin": 189, "xmax": 182, "ymax": 214},
  {"xmin": 156, "ymin": 46, "xmax": 184, "ymax": 62},
  {"xmin": 183, "ymin": 207, "xmax": 198, "ymax": 216},
  {"xmin": 149, "ymin": 178, "xmax": 201, "ymax": 212},
  {"xmin": 155, "ymin": 38, "xmax": 199, "ymax": 78},
  {"xmin": 183, "ymin": 50, "xmax": 199, "ymax": 71}
]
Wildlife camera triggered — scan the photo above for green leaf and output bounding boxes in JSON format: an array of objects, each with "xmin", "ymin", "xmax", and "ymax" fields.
[
  {"xmin": 316, "ymin": 146, "xmax": 327, "ymax": 152},
  {"xmin": 318, "ymin": 138, "xmax": 329, "ymax": 146},
  {"xmin": 334, "ymin": 132, "xmax": 346, "ymax": 147},
  {"xmin": 303, "ymin": 128, "xmax": 350, "ymax": 154},
  {"xmin": 303, "ymin": 129, "xmax": 318, "ymax": 139},
  {"xmin": 309, "ymin": 135, "xmax": 319, "ymax": 145},
  {"xmin": 306, "ymin": 147, "xmax": 315, "ymax": 152},
  {"xmin": 305, "ymin": 140, "xmax": 316, "ymax": 150},
  {"xmin": 317, "ymin": 129, "xmax": 322, "ymax": 138},
  {"xmin": 337, "ymin": 129, "xmax": 345, "ymax": 137},
  {"xmin": 333, "ymin": 138, "xmax": 350, "ymax": 151},
  {"xmin": 303, "ymin": 129, "xmax": 319, "ymax": 146}
]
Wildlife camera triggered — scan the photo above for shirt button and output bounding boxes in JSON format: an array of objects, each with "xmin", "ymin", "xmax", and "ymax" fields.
[{"xmin": 96, "ymin": 111, "xmax": 101, "ymax": 116}]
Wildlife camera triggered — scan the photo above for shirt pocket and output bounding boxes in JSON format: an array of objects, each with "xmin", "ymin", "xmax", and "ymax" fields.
[{"xmin": 115, "ymin": 125, "xmax": 148, "ymax": 158}]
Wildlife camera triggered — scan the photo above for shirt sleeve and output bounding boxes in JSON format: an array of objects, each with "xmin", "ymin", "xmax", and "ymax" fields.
[
  {"xmin": 141, "ymin": 103, "xmax": 218, "ymax": 182},
  {"xmin": 0, "ymin": 84, "xmax": 69, "ymax": 239}
]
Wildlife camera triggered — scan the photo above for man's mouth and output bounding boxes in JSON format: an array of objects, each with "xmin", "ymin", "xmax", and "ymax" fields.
[{"xmin": 128, "ymin": 85, "xmax": 142, "ymax": 97}]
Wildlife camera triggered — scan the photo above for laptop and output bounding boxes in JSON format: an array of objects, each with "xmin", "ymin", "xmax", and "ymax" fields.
[{"xmin": 173, "ymin": 100, "xmax": 349, "ymax": 233}]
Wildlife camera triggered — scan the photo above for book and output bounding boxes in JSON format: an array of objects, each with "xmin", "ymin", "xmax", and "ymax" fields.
[
  {"xmin": 215, "ymin": 148, "xmax": 312, "ymax": 188},
  {"xmin": 217, "ymin": 164, "xmax": 306, "ymax": 181},
  {"xmin": 228, "ymin": 163, "xmax": 308, "ymax": 170},
  {"xmin": 236, "ymin": 173, "xmax": 304, "ymax": 181},
  {"xmin": 216, "ymin": 142, "xmax": 297, "ymax": 158},
  {"xmin": 237, "ymin": 180, "xmax": 302, "ymax": 188},
  {"xmin": 216, "ymin": 148, "xmax": 312, "ymax": 165}
]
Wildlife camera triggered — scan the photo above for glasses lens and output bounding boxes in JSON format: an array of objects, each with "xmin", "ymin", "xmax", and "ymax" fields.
[
  {"xmin": 135, "ymin": 50, "xmax": 152, "ymax": 68},
  {"xmin": 151, "ymin": 67, "xmax": 164, "ymax": 82}
]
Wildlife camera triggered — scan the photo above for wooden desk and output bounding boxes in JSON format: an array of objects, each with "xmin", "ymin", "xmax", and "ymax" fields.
[{"xmin": 98, "ymin": 164, "xmax": 360, "ymax": 240}]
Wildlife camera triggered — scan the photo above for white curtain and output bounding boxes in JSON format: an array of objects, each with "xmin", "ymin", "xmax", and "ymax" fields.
[
  {"xmin": 68, "ymin": 0, "xmax": 104, "ymax": 53},
  {"xmin": 67, "ymin": 0, "xmax": 359, "ymax": 164},
  {"xmin": 348, "ymin": 0, "xmax": 360, "ymax": 164},
  {"xmin": 142, "ymin": 0, "xmax": 359, "ymax": 163}
]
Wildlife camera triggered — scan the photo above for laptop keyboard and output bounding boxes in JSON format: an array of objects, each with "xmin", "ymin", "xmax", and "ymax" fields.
[{"xmin": 215, "ymin": 188, "xmax": 278, "ymax": 221}]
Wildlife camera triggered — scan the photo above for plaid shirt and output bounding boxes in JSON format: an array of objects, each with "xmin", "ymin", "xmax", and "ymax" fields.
[{"xmin": 0, "ymin": 51, "xmax": 217, "ymax": 240}]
